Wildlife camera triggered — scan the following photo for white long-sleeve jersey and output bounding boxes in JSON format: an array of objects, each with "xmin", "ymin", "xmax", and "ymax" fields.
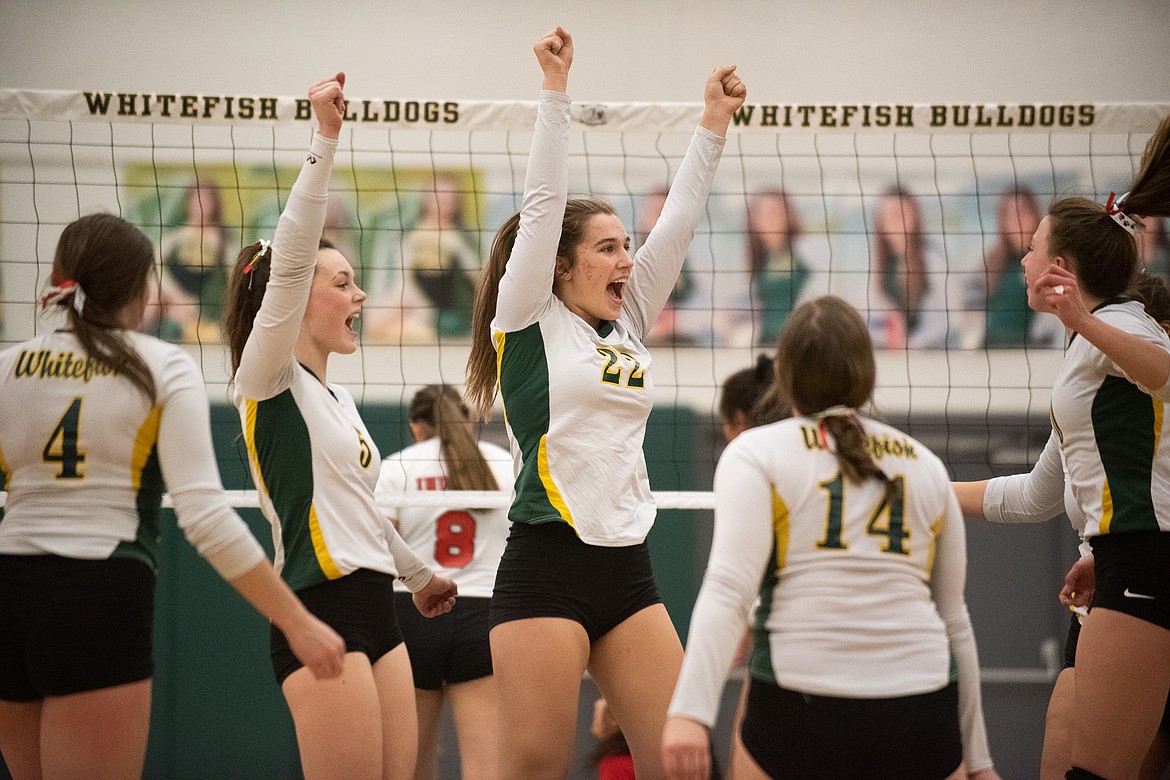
[
  {"xmin": 492, "ymin": 91, "xmax": 725, "ymax": 546},
  {"xmin": 1049, "ymin": 299, "xmax": 1170, "ymax": 539},
  {"xmin": 232, "ymin": 132, "xmax": 430, "ymax": 594},
  {"xmin": 0, "ymin": 330, "xmax": 264, "ymax": 580},
  {"xmin": 376, "ymin": 437, "xmax": 513, "ymax": 597},
  {"xmin": 669, "ymin": 415, "xmax": 993, "ymax": 772}
]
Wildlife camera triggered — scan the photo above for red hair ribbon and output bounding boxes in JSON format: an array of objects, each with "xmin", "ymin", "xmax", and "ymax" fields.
[
  {"xmin": 40, "ymin": 279, "xmax": 78, "ymax": 312},
  {"xmin": 244, "ymin": 239, "xmax": 271, "ymax": 289},
  {"xmin": 1104, "ymin": 192, "xmax": 1144, "ymax": 236}
]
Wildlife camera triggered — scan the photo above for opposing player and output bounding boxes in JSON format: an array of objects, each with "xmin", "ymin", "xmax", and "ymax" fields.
[
  {"xmin": 376, "ymin": 385, "xmax": 512, "ymax": 780},
  {"xmin": 0, "ymin": 213, "xmax": 345, "ymax": 780},
  {"xmin": 463, "ymin": 27, "xmax": 745, "ymax": 780},
  {"xmin": 662, "ymin": 296, "xmax": 996, "ymax": 780},
  {"xmin": 223, "ymin": 74, "xmax": 456, "ymax": 780}
]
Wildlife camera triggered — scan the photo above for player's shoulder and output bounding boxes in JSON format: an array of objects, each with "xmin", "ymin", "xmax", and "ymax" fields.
[
  {"xmin": 1096, "ymin": 298, "xmax": 1165, "ymax": 337},
  {"xmin": 723, "ymin": 417, "xmax": 805, "ymax": 460}
]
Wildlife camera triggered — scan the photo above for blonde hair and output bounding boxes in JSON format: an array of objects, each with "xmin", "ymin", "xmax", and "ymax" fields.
[{"xmin": 410, "ymin": 385, "xmax": 499, "ymax": 493}]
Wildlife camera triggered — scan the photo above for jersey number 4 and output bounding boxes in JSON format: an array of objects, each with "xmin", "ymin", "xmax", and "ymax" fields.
[
  {"xmin": 435, "ymin": 510, "xmax": 475, "ymax": 568},
  {"xmin": 43, "ymin": 398, "xmax": 86, "ymax": 479}
]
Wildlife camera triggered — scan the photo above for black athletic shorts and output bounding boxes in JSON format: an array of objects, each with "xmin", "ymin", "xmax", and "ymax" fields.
[
  {"xmin": 394, "ymin": 592, "xmax": 492, "ymax": 690},
  {"xmin": 0, "ymin": 554, "xmax": 155, "ymax": 701},
  {"xmin": 270, "ymin": 568, "xmax": 403, "ymax": 685},
  {"xmin": 739, "ymin": 677, "xmax": 962, "ymax": 780},
  {"xmin": 1089, "ymin": 530, "xmax": 1170, "ymax": 631},
  {"xmin": 489, "ymin": 521, "xmax": 661, "ymax": 643}
]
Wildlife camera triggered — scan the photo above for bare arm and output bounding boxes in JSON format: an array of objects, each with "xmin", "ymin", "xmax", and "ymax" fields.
[{"xmin": 952, "ymin": 480, "xmax": 989, "ymax": 519}]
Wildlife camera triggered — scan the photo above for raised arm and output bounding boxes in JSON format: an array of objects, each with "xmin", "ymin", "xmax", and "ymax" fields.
[
  {"xmin": 235, "ymin": 74, "xmax": 345, "ymax": 400},
  {"xmin": 494, "ymin": 28, "xmax": 574, "ymax": 332},
  {"xmin": 626, "ymin": 67, "xmax": 744, "ymax": 335}
]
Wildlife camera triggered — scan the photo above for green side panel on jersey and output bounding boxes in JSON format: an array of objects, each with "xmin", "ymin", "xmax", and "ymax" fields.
[
  {"xmin": 748, "ymin": 536, "xmax": 780, "ymax": 685},
  {"xmin": 112, "ymin": 444, "xmax": 163, "ymax": 569},
  {"xmin": 498, "ymin": 322, "xmax": 563, "ymax": 526},
  {"xmin": 252, "ymin": 389, "xmax": 325, "ymax": 590},
  {"xmin": 1092, "ymin": 375, "xmax": 1159, "ymax": 534}
]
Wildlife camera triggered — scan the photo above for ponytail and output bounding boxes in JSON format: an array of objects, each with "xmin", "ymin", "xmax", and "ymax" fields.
[
  {"xmin": 410, "ymin": 385, "xmax": 499, "ymax": 494},
  {"xmin": 466, "ymin": 213, "xmax": 520, "ymax": 420},
  {"xmin": 778, "ymin": 297, "xmax": 893, "ymax": 500},
  {"xmin": 49, "ymin": 214, "xmax": 157, "ymax": 401}
]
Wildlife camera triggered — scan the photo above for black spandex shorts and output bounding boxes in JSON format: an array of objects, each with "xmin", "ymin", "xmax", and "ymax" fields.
[
  {"xmin": 739, "ymin": 677, "xmax": 962, "ymax": 780},
  {"xmin": 0, "ymin": 554, "xmax": 155, "ymax": 701},
  {"xmin": 489, "ymin": 521, "xmax": 661, "ymax": 643},
  {"xmin": 394, "ymin": 592, "xmax": 492, "ymax": 690},
  {"xmin": 1089, "ymin": 530, "xmax": 1170, "ymax": 631},
  {"xmin": 270, "ymin": 568, "xmax": 403, "ymax": 685}
]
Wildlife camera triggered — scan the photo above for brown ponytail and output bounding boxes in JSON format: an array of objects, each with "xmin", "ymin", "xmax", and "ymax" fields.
[
  {"xmin": 410, "ymin": 385, "xmax": 499, "ymax": 493},
  {"xmin": 466, "ymin": 213, "xmax": 521, "ymax": 420},
  {"xmin": 776, "ymin": 296, "xmax": 890, "ymax": 494},
  {"xmin": 50, "ymin": 214, "xmax": 157, "ymax": 401},
  {"xmin": 224, "ymin": 237, "xmax": 335, "ymax": 377},
  {"xmin": 1047, "ymin": 113, "xmax": 1170, "ymax": 299},
  {"xmin": 465, "ymin": 198, "xmax": 617, "ymax": 420},
  {"xmin": 1122, "ymin": 113, "xmax": 1170, "ymax": 219}
]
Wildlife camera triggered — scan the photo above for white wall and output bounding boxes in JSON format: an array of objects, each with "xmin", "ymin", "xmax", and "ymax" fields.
[{"xmin": 3, "ymin": 0, "xmax": 1169, "ymax": 102}]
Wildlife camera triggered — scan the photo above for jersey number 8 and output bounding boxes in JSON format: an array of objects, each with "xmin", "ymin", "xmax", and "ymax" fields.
[{"xmin": 434, "ymin": 510, "xmax": 476, "ymax": 568}]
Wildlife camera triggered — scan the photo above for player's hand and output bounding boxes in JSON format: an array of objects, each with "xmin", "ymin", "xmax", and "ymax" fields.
[
  {"xmin": 413, "ymin": 572, "xmax": 458, "ymax": 617},
  {"xmin": 591, "ymin": 697, "xmax": 621, "ymax": 740},
  {"xmin": 1059, "ymin": 554, "xmax": 1095, "ymax": 608},
  {"xmin": 286, "ymin": 613, "xmax": 346, "ymax": 680},
  {"xmin": 1034, "ymin": 263, "xmax": 1090, "ymax": 330},
  {"xmin": 534, "ymin": 26, "xmax": 573, "ymax": 92},
  {"xmin": 661, "ymin": 716, "xmax": 711, "ymax": 780},
  {"xmin": 309, "ymin": 72, "xmax": 346, "ymax": 140},
  {"xmin": 699, "ymin": 65, "xmax": 746, "ymax": 136}
]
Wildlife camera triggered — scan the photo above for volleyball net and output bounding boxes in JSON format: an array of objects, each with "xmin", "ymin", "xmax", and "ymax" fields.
[{"xmin": 2, "ymin": 90, "xmax": 1168, "ymax": 498}]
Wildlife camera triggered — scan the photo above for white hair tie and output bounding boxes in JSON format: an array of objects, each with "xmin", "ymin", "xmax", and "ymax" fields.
[
  {"xmin": 1105, "ymin": 191, "xmax": 1145, "ymax": 237},
  {"xmin": 810, "ymin": 405, "xmax": 855, "ymax": 421},
  {"xmin": 40, "ymin": 279, "xmax": 85, "ymax": 316}
]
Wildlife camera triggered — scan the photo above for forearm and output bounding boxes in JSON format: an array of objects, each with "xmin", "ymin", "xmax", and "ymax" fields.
[
  {"xmin": 952, "ymin": 481, "xmax": 988, "ymax": 519},
  {"xmin": 628, "ymin": 126, "xmax": 724, "ymax": 329},
  {"xmin": 948, "ymin": 608, "xmax": 995, "ymax": 772},
  {"xmin": 386, "ymin": 524, "xmax": 433, "ymax": 592},
  {"xmin": 227, "ymin": 558, "xmax": 316, "ymax": 632}
]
